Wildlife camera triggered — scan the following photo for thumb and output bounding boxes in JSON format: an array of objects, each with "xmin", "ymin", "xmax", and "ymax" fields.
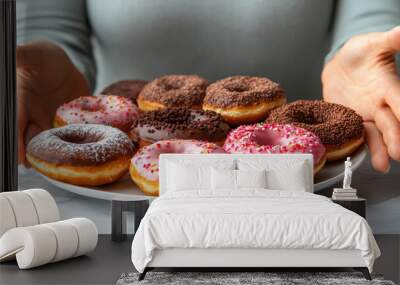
[
  {"xmin": 17, "ymin": 41, "xmax": 58, "ymax": 68},
  {"xmin": 377, "ymin": 26, "xmax": 400, "ymax": 53},
  {"xmin": 16, "ymin": 43, "xmax": 39, "ymax": 68}
]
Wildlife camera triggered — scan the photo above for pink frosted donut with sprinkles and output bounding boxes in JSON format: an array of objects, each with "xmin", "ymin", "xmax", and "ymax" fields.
[
  {"xmin": 54, "ymin": 95, "xmax": 139, "ymax": 132},
  {"xmin": 130, "ymin": 139, "xmax": 226, "ymax": 196},
  {"xmin": 223, "ymin": 123, "xmax": 326, "ymax": 174}
]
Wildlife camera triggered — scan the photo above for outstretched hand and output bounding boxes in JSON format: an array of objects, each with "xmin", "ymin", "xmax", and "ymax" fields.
[
  {"xmin": 17, "ymin": 41, "xmax": 90, "ymax": 165},
  {"xmin": 322, "ymin": 26, "xmax": 400, "ymax": 173}
]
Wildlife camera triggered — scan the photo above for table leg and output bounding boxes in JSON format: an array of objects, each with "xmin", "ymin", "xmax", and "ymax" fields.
[
  {"xmin": 130, "ymin": 200, "xmax": 149, "ymax": 234},
  {"xmin": 111, "ymin": 200, "xmax": 127, "ymax": 242},
  {"xmin": 111, "ymin": 200, "xmax": 149, "ymax": 242}
]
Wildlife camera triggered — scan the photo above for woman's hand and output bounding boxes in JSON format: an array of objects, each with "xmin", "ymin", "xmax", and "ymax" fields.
[
  {"xmin": 322, "ymin": 27, "xmax": 400, "ymax": 173},
  {"xmin": 17, "ymin": 41, "xmax": 90, "ymax": 165}
]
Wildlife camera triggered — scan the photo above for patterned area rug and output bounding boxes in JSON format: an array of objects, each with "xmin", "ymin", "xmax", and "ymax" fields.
[{"xmin": 116, "ymin": 272, "xmax": 395, "ymax": 285}]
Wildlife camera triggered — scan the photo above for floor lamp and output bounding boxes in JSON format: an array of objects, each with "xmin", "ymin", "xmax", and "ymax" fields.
[{"xmin": 0, "ymin": 0, "xmax": 17, "ymax": 192}]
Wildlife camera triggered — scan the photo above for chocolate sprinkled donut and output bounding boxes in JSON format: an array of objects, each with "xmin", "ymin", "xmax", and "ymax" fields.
[
  {"xmin": 203, "ymin": 76, "xmax": 286, "ymax": 125},
  {"xmin": 204, "ymin": 76, "xmax": 284, "ymax": 108},
  {"xmin": 131, "ymin": 108, "xmax": 230, "ymax": 145},
  {"xmin": 266, "ymin": 100, "xmax": 364, "ymax": 146},
  {"xmin": 266, "ymin": 100, "xmax": 365, "ymax": 161},
  {"xmin": 137, "ymin": 75, "xmax": 208, "ymax": 111},
  {"xmin": 101, "ymin": 80, "xmax": 148, "ymax": 103}
]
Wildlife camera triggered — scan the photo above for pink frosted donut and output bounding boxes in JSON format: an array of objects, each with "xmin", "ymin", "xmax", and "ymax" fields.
[
  {"xmin": 130, "ymin": 140, "xmax": 225, "ymax": 196},
  {"xmin": 223, "ymin": 123, "xmax": 326, "ymax": 173},
  {"xmin": 54, "ymin": 95, "xmax": 139, "ymax": 132}
]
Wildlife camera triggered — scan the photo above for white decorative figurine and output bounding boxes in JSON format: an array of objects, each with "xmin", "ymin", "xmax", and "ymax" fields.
[
  {"xmin": 332, "ymin": 156, "xmax": 358, "ymax": 200},
  {"xmin": 343, "ymin": 157, "xmax": 352, "ymax": 189}
]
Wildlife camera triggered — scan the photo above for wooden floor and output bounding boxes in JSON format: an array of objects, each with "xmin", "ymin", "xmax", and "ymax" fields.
[{"xmin": 0, "ymin": 235, "xmax": 399, "ymax": 285}]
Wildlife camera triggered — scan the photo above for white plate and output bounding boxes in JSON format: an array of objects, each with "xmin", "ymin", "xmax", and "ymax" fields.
[
  {"xmin": 40, "ymin": 145, "xmax": 368, "ymax": 201},
  {"xmin": 40, "ymin": 173, "xmax": 149, "ymax": 201}
]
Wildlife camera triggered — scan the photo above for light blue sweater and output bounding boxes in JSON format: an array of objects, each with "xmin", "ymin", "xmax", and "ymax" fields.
[{"xmin": 16, "ymin": 0, "xmax": 400, "ymax": 100}]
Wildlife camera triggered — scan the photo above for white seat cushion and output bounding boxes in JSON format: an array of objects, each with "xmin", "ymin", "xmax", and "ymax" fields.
[
  {"xmin": 0, "ymin": 189, "xmax": 60, "ymax": 238},
  {"xmin": 42, "ymin": 221, "xmax": 79, "ymax": 262},
  {"xmin": 24, "ymin": 189, "xmax": 60, "ymax": 224},
  {"xmin": 0, "ymin": 196, "xmax": 17, "ymax": 238},
  {"xmin": 1, "ymin": 191, "xmax": 40, "ymax": 227},
  {"xmin": 64, "ymin": 218, "xmax": 98, "ymax": 257}
]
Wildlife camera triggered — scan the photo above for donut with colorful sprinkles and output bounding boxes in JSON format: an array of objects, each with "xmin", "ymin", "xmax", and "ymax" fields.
[
  {"xmin": 223, "ymin": 123, "xmax": 326, "ymax": 174},
  {"xmin": 54, "ymin": 95, "xmax": 139, "ymax": 133},
  {"xmin": 130, "ymin": 139, "xmax": 226, "ymax": 196}
]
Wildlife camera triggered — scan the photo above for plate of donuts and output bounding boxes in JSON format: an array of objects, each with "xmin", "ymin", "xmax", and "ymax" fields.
[
  {"xmin": 38, "ymin": 144, "xmax": 367, "ymax": 201},
  {"xmin": 26, "ymin": 75, "xmax": 369, "ymax": 199}
]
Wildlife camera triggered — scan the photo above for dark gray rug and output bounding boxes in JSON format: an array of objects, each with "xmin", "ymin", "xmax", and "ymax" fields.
[{"xmin": 116, "ymin": 272, "xmax": 396, "ymax": 285}]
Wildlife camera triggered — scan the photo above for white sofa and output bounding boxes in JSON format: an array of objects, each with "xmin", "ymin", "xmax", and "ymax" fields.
[{"xmin": 0, "ymin": 189, "xmax": 97, "ymax": 269}]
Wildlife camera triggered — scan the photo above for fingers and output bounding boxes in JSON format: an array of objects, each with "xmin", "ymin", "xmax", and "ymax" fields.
[
  {"xmin": 24, "ymin": 123, "xmax": 42, "ymax": 147},
  {"xmin": 20, "ymin": 123, "xmax": 43, "ymax": 168},
  {"xmin": 374, "ymin": 106, "xmax": 400, "ymax": 160},
  {"xmin": 364, "ymin": 122, "xmax": 390, "ymax": 173},
  {"xmin": 17, "ymin": 96, "xmax": 27, "ymax": 165},
  {"xmin": 384, "ymin": 77, "xmax": 400, "ymax": 122},
  {"xmin": 18, "ymin": 126, "xmax": 26, "ymax": 166}
]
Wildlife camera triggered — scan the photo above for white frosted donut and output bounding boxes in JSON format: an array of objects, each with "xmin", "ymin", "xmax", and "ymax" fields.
[{"xmin": 130, "ymin": 139, "xmax": 226, "ymax": 196}]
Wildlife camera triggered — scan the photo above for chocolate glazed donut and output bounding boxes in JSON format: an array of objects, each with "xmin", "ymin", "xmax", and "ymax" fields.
[
  {"xmin": 101, "ymin": 79, "xmax": 147, "ymax": 104},
  {"xmin": 26, "ymin": 124, "xmax": 137, "ymax": 186},
  {"xmin": 130, "ymin": 108, "xmax": 230, "ymax": 147},
  {"xmin": 266, "ymin": 100, "xmax": 365, "ymax": 161},
  {"xmin": 137, "ymin": 75, "xmax": 208, "ymax": 111},
  {"xmin": 203, "ymin": 76, "xmax": 286, "ymax": 125}
]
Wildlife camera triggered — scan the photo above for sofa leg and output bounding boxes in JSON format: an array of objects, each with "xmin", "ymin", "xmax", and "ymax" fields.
[
  {"xmin": 138, "ymin": 268, "xmax": 148, "ymax": 281},
  {"xmin": 354, "ymin": 267, "xmax": 371, "ymax": 280}
]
